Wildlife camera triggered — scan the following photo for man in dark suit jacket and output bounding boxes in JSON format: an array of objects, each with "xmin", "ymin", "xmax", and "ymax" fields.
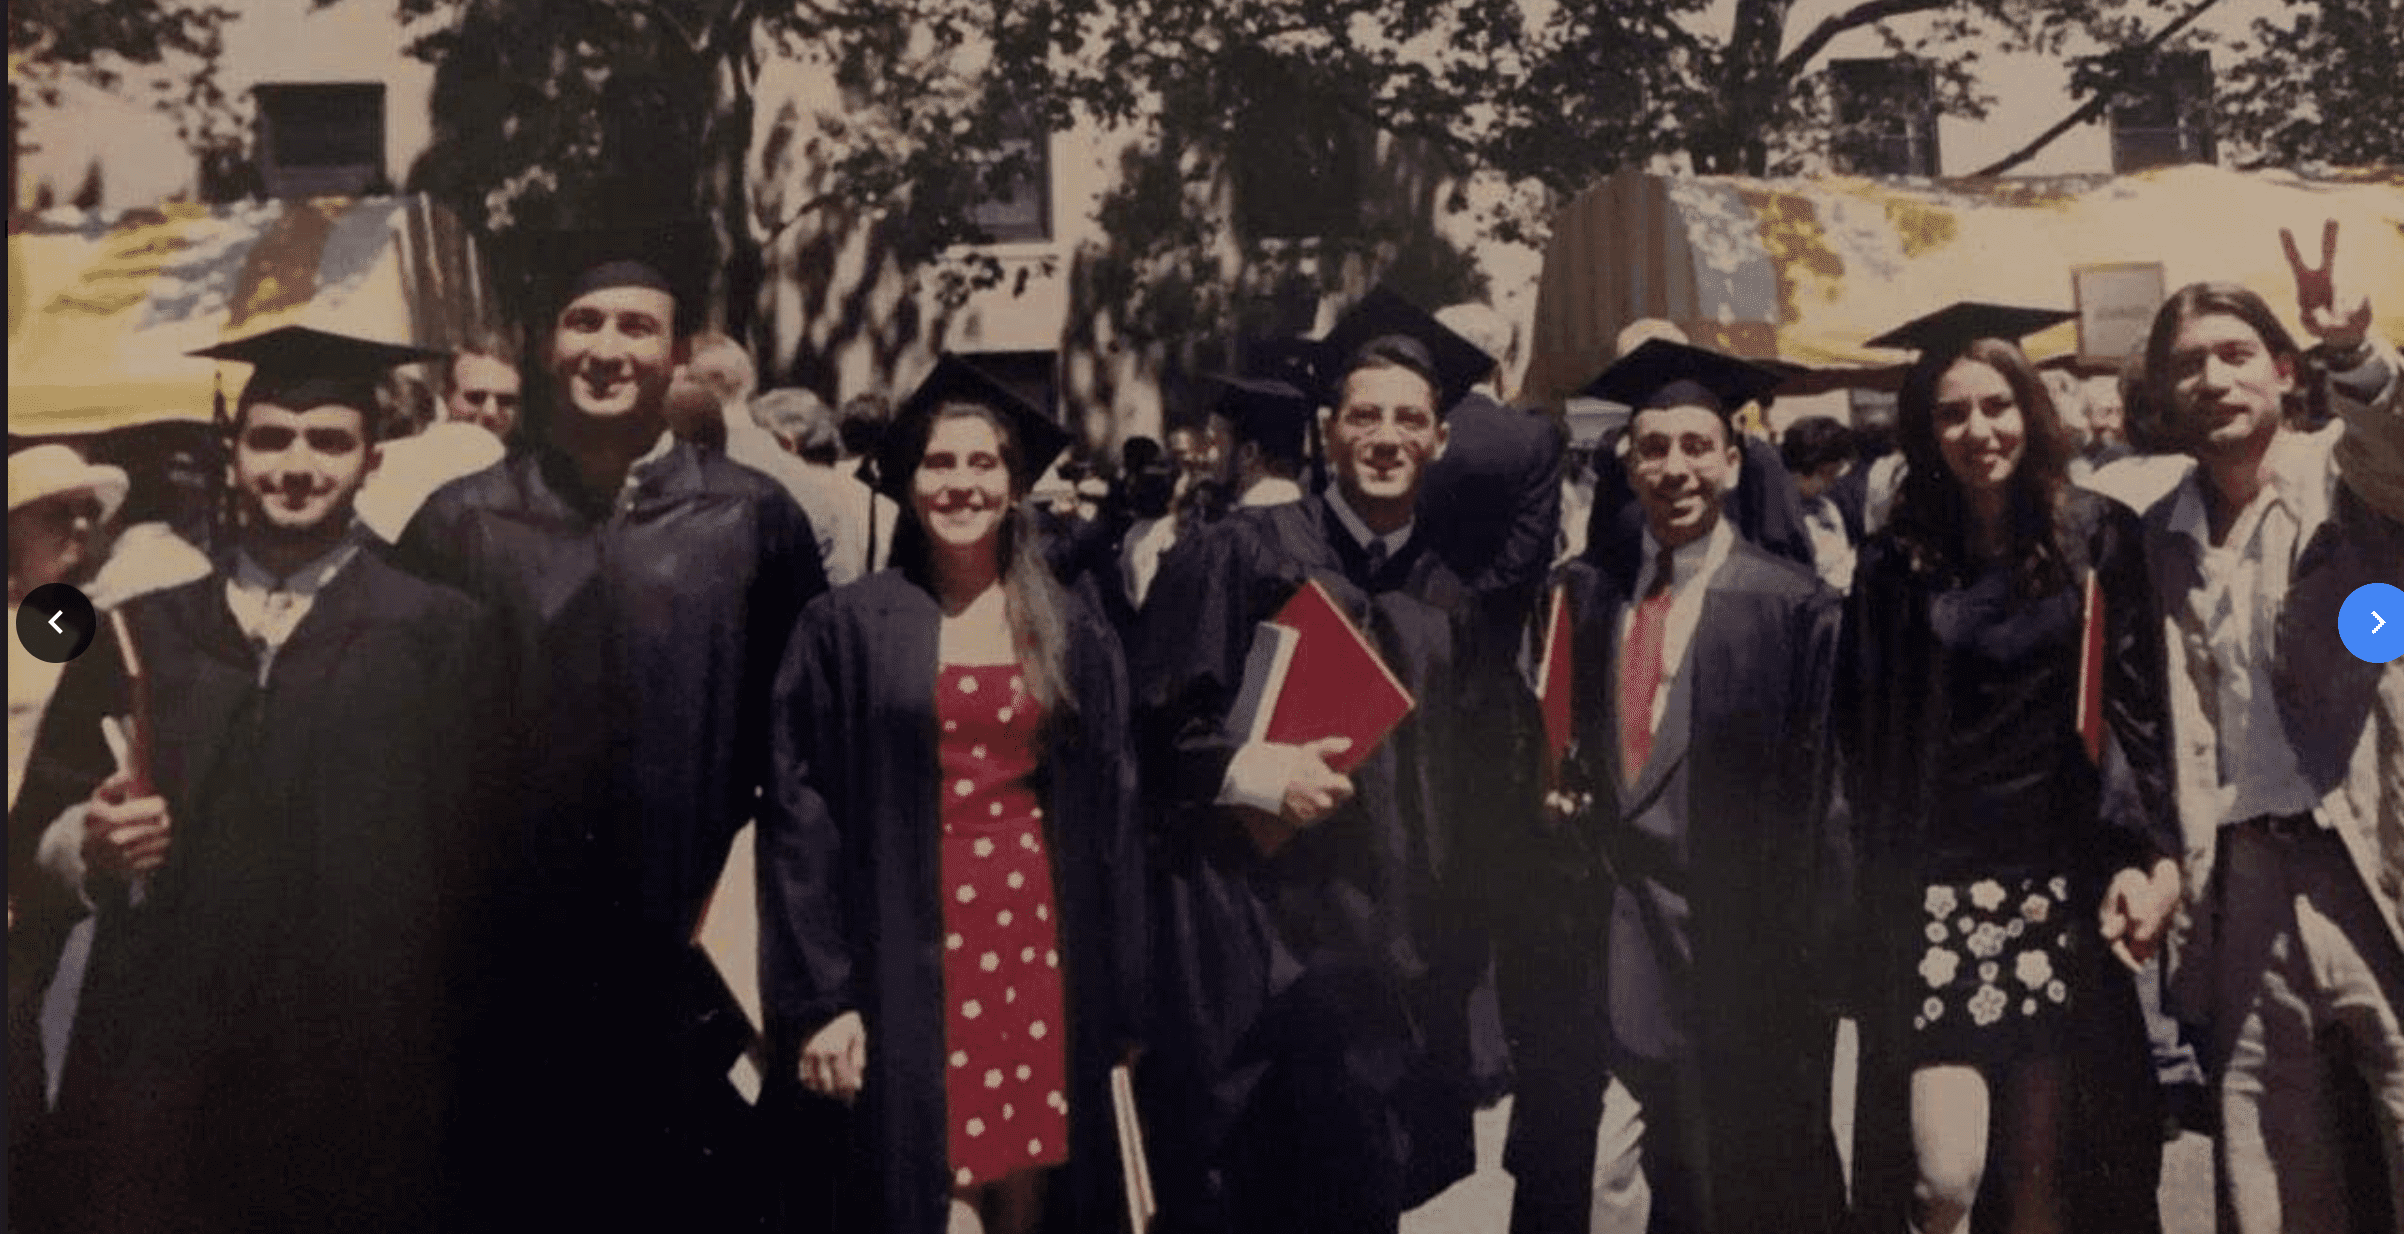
[
  {"xmin": 1507, "ymin": 341, "xmax": 1847, "ymax": 1234},
  {"xmin": 1419, "ymin": 303, "xmax": 1565, "ymax": 600}
]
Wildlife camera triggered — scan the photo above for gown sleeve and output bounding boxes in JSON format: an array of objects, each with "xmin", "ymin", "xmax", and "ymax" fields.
[
  {"xmin": 757, "ymin": 596, "xmax": 858, "ymax": 1045},
  {"xmin": 1129, "ymin": 521, "xmax": 1274, "ymax": 814},
  {"xmin": 2092, "ymin": 501, "xmax": 2178, "ymax": 870}
]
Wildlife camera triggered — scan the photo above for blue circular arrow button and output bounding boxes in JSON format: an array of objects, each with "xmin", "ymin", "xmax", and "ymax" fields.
[{"xmin": 2342, "ymin": 583, "xmax": 2404, "ymax": 665}]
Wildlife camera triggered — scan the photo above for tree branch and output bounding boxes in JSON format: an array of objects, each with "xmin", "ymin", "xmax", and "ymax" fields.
[
  {"xmin": 1774, "ymin": 0, "xmax": 1951, "ymax": 81},
  {"xmin": 1969, "ymin": 0, "xmax": 2224, "ymax": 176}
]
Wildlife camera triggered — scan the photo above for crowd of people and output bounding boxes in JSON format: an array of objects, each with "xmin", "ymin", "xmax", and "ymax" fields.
[{"xmin": 5, "ymin": 216, "xmax": 2399, "ymax": 1234}]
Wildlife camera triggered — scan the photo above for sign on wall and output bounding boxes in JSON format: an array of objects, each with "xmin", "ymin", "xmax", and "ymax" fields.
[{"xmin": 2073, "ymin": 261, "xmax": 2167, "ymax": 366}]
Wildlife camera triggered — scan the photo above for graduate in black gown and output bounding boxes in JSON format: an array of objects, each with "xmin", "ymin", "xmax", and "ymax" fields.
[
  {"xmin": 1527, "ymin": 341, "xmax": 1849, "ymax": 1234},
  {"xmin": 8, "ymin": 326, "xmax": 504, "ymax": 1234},
  {"xmin": 757, "ymin": 356, "xmax": 1146, "ymax": 1234},
  {"xmin": 395, "ymin": 245, "xmax": 827, "ymax": 1231},
  {"xmin": 1838, "ymin": 305, "xmax": 2176, "ymax": 1234},
  {"xmin": 1132, "ymin": 292, "xmax": 1505, "ymax": 1234}
]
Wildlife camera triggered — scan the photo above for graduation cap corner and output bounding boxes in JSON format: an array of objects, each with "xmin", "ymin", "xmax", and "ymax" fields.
[{"xmin": 1866, "ymin": 302, "xmax": 2080, "ymax": 355}]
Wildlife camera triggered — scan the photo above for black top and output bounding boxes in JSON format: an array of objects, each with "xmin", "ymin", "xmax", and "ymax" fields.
[{"xmin": 1840, "ymin": 488, "xmax": 2173, "ymax": 885}]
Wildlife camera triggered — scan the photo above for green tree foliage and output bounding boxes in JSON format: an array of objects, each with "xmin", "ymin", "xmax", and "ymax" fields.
[{"xmin": 2215, "ymin": 0, "xmax": 2404, "ymax": 168}]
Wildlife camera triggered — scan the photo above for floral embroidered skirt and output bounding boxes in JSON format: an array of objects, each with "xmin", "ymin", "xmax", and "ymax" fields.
[{"xmin": 1907, "ymin": 874, "xmax": 2076, "ymax": 1066}]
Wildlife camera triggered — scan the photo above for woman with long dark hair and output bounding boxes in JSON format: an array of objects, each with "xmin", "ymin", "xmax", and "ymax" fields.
[
  {"xmin": 1840, "ymin": 306, "xmax": 2180, "ymax": 1234},
  {"xmin": 758, "ymin": 355, "xmax": 1145, "ymax": 1234}
]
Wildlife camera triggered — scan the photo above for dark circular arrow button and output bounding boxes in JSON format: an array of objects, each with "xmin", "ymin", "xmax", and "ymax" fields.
[{"xmin": 17, "ymin": 583, "xmax": 98, "ymax": 664}]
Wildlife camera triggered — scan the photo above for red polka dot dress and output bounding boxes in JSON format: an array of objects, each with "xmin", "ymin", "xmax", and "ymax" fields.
[{"xmin": 936, "ymin": 664, "xmax": 1071, "ymax": 1190}]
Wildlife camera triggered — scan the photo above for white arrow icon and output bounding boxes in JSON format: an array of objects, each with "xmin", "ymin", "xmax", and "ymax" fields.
[
  {"xmin": 47, "ymin": 611, "xmax": 63, "ymax": 634},
  {"xmin": 2376, "ymin": 611, "xmax": 2389, "ymax": 636}
]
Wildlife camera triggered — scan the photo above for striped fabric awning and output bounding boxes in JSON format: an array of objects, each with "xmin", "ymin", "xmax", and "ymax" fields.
[
  {"xmin": 1523, "ymin": 165, "xmax": 2404, "ymax": 405},
  {"xmin": 8, "ymin": 196, "xmax": 496, "ymax": 437}
]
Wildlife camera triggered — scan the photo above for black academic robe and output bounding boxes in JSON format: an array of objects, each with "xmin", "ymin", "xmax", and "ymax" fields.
[
  {"xmin": 6, "ymin": 551, "xmax": 501, "ymax": 1234},
  {"xmin": 1837, "ymin": 491, "xmax": 2173, "ymax": 1233},
  {"xmin": 1130, "ymin": 494, "xmax": 1491, "ymax": 1232},
  {"xmin": 1053, "ymin": 504, "xmax": 1144, "ymax": 645},
  {"xmin": 1557, "ymin": 535, "xmax": 1849, "ymax": 1233},
  {"xmin": 394, "ymin": 440, "xmax": 825, "ymax": 1230},
  {"xmin": 756, "ymin": 570, "xmax": 1147, "ymax": 1234},
  {"xmin": 1419, "ymin": 393, "xmax": 1566, "ymax": 599}
]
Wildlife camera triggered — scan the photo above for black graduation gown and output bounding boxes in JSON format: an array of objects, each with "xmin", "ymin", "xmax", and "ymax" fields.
[
  {"xmin": 6, "ymin": 552, "xmax": 501, "ymax": 1234},
  {"xmin": 1837, "ymin": 490, "xmax": 2173, "ymax": 1234},
  {"xmin": 1418, "ymin": 393, "xmax": 1567, "ymax": 599},
  {"xmin": 1052, "ymin": 504, "xmax": 1145, "ymax": 646},
  {"xmin": 756, "ymin": 570, "xmax": 1147, "ymax": 1234},
  {"xmin": 394, "ymin": 440, "xmax": 826, "ymax": 1229},
  {"xmin": 1558, "ymin": 536, "xmax": 1850, "ymax": 1233},
  {"xmin": 1129, "ymin": 494, "xmax": 1490, "ymax": 1231}
]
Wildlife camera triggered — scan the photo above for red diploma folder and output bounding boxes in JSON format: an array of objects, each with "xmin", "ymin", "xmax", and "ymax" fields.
[
  {"xmin": 1535, "ymin": 583, "xmax": 1574, "ymax": 788},
  {"xmin": 1225, "ymin": 577, "xmax": 1416, "ymax": 776},
  {"xmin": 2075, "ymin": 571, "xmax": 2106, "ymax": 766}
]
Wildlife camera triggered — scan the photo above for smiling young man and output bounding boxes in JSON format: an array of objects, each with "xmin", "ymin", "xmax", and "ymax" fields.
[
  {"xmin": 1132, "ymin": 290, "xmax": 1507, "ymax": 1234},
  {"xmin": 2137, "ymin": 223, "xmax": 2404, "ymax": 1231},
  {"xmin": 7, "ymin": 326, "xmax": 502, "ymax": 1234},
  {"xmin": 396, "ymin": 247, "xmax": 826, "ymax": 1231},
  {"xmin": 1510, "ymin": 340, "xmax": 1847, "ymax": 1234}
]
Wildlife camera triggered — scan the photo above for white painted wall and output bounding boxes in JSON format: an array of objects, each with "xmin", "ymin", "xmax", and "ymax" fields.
[{"xmin": 15, "ymin": 0, "xmax": 436, "ymax": 211}]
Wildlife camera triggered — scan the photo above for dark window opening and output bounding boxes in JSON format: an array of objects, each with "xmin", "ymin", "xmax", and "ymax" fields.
[
  {"xmin": 965, "ymin": 110, "xmax": 1053, "ymax": 244},
  {"xmin": 2110, "ymin": 50, "xmax": 2216, "ymax": 172},
  {"xmin": 1829, "ymin": 59, "xmax": 1940, "ymax": 177},
  {"xmin": 254, "ymin": 83, "xmax": 386, "ymax": 199}
]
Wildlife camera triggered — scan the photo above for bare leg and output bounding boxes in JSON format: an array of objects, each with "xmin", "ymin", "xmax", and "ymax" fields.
[{"xmin": 1910, "ymin": 1064, "xmax": 1991, "ymax": 1234}]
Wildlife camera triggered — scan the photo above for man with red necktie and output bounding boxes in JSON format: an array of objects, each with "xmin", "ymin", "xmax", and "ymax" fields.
[{"xmin": 1527, "ymin": 340, "xmax": 1849, "ymax": 1234}]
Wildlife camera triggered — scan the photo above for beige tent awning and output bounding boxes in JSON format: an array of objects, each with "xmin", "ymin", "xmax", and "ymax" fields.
[
  {"xmin": 1523, "ymin": 165, "xmax": 2404, "ymax": 404},
  {"xmin": 9, "ymin": 196, "xmax": 497, "ymax": 437}
]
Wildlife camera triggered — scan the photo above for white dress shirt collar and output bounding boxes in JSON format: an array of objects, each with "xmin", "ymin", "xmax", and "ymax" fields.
[
  {"xmin": 224, "ymin": 523, "xmax": 367, "ymax": 683},
  {"xmin": 1324, "ymin": 484, "xmax": 1413, "ymax": 561},
  {"xmin": 1622, "ymin": 517, "xmax": 1737, "ymax": 737}
]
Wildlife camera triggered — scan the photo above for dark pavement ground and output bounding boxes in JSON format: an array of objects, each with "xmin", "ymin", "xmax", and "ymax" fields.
[{"xmin": 1397, "ymin": 1021, "xmax": 2216, "ymax": 1234}]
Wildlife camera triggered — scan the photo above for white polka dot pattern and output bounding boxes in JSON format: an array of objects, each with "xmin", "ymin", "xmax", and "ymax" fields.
[{"xmin": 934, "ymin": 663, "xmax": 1070, "ymax": 1184}]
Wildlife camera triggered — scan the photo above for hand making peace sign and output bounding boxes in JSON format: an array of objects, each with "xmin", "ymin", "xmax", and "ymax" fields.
[{"xmin": 2279, "ymin": 218, "xmax": 2374, "ymax": 352}]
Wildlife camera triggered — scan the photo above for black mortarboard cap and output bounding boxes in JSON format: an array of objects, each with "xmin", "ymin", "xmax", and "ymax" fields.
[
  {"xmin": 877, "ymin": 354, "xmax": 1074, "ymax": 503},
  {"xmin": 1242, "ymin": 336, "xmax": 1327, "ymax": 401},
  {"xmin": 1866, "ymin": 302, "xmax": 2079, "ymax": 355},
  {"xmin": 1579, "ymin": 339, "xmax": 1782, "ymax": 414},
  {"xmin": 1319, "ymin": 287, "xmax": 1495, "ymax": 413},
  {"xmin": 1209, "ymin": 374, "xmax": 1316, "ymax": 463},
  {"xmin": 190, "ymin": 324, "xmax": 446, "ymax": 415}
]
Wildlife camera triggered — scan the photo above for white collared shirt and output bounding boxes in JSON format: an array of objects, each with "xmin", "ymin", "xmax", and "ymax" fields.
[
  {"xmin": 1323, "ymin": 484, "xmax": 1413, "ymax": 563},
  {"xmin": 1619, "ymin": 517, "xmax": 1736, "ymax": 736},
  {"xmin": 619, "ymin": 429, "xmax": 679, "ymax": 505},
  {"xmin": 224, "ymin": 526, "xmax": 366, "ymax": 685},
  {"xmin": 2161, "ymin": 427, "xmax": 2338, "ymax": 828}
]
